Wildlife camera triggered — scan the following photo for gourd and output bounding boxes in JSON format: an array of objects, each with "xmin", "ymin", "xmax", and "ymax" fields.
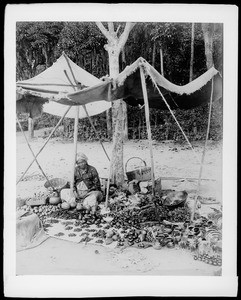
[
  {"xmin": 61, "ymin": 202, "xmax": 70, "ymax": 210},
  {"xmin": 70, "ymin": 201, "xmax": 77, "ymax": 208},
  {"xmin": 153, "ymin": 241, "xmax": 162, "ymax": 250},
  {"xmin": 49, "ymin": 191, "xmax": 61, "ymax": 205}
]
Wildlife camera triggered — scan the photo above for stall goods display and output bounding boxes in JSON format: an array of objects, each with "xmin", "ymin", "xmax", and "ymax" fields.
[
  {"xmin": 193, "ymin": 254, "xmax": 222, "ymax": 266},
  {"xmin": 17, "ymin": 203, "xmax": 62, "ymax": 219},
  {"xmin": 108, "ymin": 205, "xmax": 191, "ymax": 228},
  {"xmin": 16, "ymin": 192, "xmax": 222, "ymax": 265}
]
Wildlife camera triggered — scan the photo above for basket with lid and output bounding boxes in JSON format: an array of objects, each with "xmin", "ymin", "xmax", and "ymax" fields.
[{"xmin": 125, "ymin": 157, "xmax": 151, "ymax": 182}]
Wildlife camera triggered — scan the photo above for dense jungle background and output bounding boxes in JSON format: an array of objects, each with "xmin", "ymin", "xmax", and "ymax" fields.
[{"xmin": 16, "ymin": 22, "xmax": 223, "ymax": 141}]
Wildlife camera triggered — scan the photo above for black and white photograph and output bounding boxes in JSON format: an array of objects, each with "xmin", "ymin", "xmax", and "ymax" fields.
[{"xmin": 4, "ymin": 3, "xmax": 238, "ymax": 298}]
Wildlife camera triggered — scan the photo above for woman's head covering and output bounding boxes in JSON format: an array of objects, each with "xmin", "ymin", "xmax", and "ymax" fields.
[{"xmin": 76, "ymin": 152, "xmax": 88, "ymax": 164}]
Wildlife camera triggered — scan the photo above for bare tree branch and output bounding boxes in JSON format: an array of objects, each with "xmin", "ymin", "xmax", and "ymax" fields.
[
  {"xmin": 108, "ymin": 22, "xmax": 115, "ymax": 34},
  {"xmin": 116, "ymin": 25, "xmax": 121, "ymax": 36},
  {"xmin": 118, "ymin": 22, "xmax": 136, "ymax": 49},
  {"xmin": 96, "ymin": 22, "xmax": 115, "ymax": 43}
]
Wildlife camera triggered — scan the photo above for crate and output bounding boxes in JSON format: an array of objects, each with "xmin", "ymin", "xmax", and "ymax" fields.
[{"xmin": 125, "ymin": 157, "xmax": 151, "ymax": 182}]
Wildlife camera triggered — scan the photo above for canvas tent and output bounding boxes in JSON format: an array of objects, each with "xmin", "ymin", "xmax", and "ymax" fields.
[
  {"xmin": 16, "ymin": 55, "xmax": 223, "ymax": 216},
  {"xmin": 16, "ymin": 52, "xmax": 111, "ymax": 118},
  {"xmin": 16, "ymin": 52, "xmax": 111, "ymax": 190},
  {"xmin": 42, "ymin": 56, "xmax": 222, "ymax": 213},
  {"xmin": 35, "ymin": 57, "xmax": 222, "ymax": 109}
]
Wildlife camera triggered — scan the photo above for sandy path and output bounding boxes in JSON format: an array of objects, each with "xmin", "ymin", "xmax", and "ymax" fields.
[
  {"xmin": 16, "ymin": 237, "xmax": 219, "ymax": 276},
  {"xmin": 16, "ymin": 129, "xmax": 222, "ymax": 276},
  {"xmin": 16, "ymin": 130, "xmax": 222, "ymax": 200}
]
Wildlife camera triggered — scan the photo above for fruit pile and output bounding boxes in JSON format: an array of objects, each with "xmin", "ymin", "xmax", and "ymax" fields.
[
  {"xmin": 107, "ymin": 204, "xmax": 191, "ymax": 229},
  {"xmin": 16, "ymin": 192, "xmax": 222, "ymax": 266},
  {"xmin": 20, "ymin": 174, "xmax": 47, "ymax": 182},
  {"xmin": 164, "ymin": 207, "xmax": 191, "ymax": 223},
  {"xmin": 193, "ymin": 253, "xmax": 222, "ymax": 266},
  {"xmin": 92, "ymin": 229, "xmax": 106, "ymax": 239},
  {"xmin": 109, "ymin": 208, "xmax": 142, "ymax": 229},
  {"xmin": 49, "ymin": 208, "xmax": 80, "ymax": 220},
  {"xmin": 17, "ymin": 203, "xmax": 61, "ymax": 220},
  {"xmin": 122, "ymin": 228, "xmax": 141, "ymax": 246}
]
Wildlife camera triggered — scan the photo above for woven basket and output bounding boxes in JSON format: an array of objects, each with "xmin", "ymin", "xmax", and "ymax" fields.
[
  {"xmin": 125, "ymin": 157, "xmax": 151, "ymax": 182},
  {"xmin": 162, "ymin": 191, "xmax": 188, "ymax": 210},
  {"xmin": 26, "ymin": 197, "xmax": 47, "ymax": 207},
  {"xmin": 44, "ymin": 178, "xmax": 68, "ymax": 192}
]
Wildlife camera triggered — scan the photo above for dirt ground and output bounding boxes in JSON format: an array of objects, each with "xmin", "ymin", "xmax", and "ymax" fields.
[{"xmin": 16, "ymin": 128, "xmax": 222, "ymax": 276}]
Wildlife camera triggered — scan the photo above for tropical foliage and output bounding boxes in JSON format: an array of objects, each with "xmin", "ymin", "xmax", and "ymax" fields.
[{"xmin": 16, "ymin": 21, "xmax": 223, "ymax": 141}]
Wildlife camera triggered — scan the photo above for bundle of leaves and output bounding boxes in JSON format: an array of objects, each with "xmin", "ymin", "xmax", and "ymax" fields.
[{"xmin": 163, "ymin": 206, "xmax": 191, "ymax": 223}]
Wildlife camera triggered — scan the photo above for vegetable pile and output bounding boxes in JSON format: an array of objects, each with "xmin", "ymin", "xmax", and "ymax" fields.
[{"xmin": 16, "ymin": 189, "xmax": 222, "ymax": 267}]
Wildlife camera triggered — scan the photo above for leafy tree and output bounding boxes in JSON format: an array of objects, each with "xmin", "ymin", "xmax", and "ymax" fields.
[
  {"xmin": 16, "ymin": 22, "xmax": 64, "ymax": 80},
  {"xmin": 96, "ymin": 22, "xmax": 135, "ymax": 186},
  {"xmin": 16, "ymin": 21, "xmax": 64, "ymax": 139},
  {"xmin": 55, "ymin": 22, "xmax": 108, "ymax": 77},
  {"xmin": 16, "ymin": 21, "xmax": 223, "ymax": 144}
]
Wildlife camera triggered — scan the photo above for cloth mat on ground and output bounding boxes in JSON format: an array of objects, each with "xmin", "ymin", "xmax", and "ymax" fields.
[
  {"xmin": 43, "ymin": 218, "xmax": 118, "ymax": 249},
  {"xmin": 16, "ymin": 212, "xmax": 49, "ymax": 251}
]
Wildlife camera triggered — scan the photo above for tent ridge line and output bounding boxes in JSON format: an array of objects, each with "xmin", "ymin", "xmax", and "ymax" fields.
[
  {"xmin": 146, "ymin": 61, "xmax": 219, "ymax": 96},
  {"xmin": 17, "ymin": 82, "xmax": 79, "ymax": 88},
  {"xmin": 116, "ymin": 57, "xmax": 144, "ymax": 87},
  {"xmin": 146, "ymin": 66, "xmax": 201, "ymax": 165}
]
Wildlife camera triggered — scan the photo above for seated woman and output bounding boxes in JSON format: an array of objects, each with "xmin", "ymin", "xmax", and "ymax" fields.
[{"xmin": 73, "ymin": 153, "xmax": 103, "ymax": 214}]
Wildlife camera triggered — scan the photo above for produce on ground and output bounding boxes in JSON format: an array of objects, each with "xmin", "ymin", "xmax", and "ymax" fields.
[{"xmin": 16, "ymin": 190, "xmax": 222, "ymax": 265}]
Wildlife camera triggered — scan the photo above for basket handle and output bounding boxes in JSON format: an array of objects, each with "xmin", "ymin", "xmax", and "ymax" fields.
[{"xmin": 125, "ymin": 157, "xmax": 146, "ymax": 173}]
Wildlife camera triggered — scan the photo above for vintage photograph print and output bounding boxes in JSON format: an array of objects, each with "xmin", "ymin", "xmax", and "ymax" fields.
[{"xmin": 4, "ymin": 3, "xmax": 238, "ymax": 298}]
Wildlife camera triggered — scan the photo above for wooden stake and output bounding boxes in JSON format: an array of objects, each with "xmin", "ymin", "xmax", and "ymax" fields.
[
  {"xmin": 160, "ymin": 48, "xmax": 164, "ymax": 76},
  {"xmin": 16, "ymin": 116, "xmax": 54, "ymax": 190},
  {"xmin": 17, "ymin": 105, "xmax": 72, "ymax": 184},
  {"xmin": 83, "ymin": 105, "xmax": 110, "ymax": 161},
  {"xmin": 189, "ymin": 23, "xmax": 195, "ymax": 82},
  {"xmin": 139, "ymin": 65, "xmax": 155, "ymax": 194},
  {"xmin": 105, "ymin": 104, "xmax": 123, "ymax": 208},
  {"xmin": 28, "ymin": 116, "xmax": 34, "ymax": 140},
  {"xmin": 191, "ymin": 78, "xmax": 214, "ymax": 221},
  {"xmin": 70, "ymin": 106, "xmax": 79, "ymax": 194},
  {"xmin": 62, "ymin": 56, "xmax": 82, "ymax": 196},
  {"xmin": 105, "ymin": 162, "xmax": 112, "ymax": 208}
]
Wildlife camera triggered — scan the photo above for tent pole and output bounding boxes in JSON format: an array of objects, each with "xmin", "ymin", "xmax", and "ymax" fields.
[
  {"xmin": 105, "ymin": 161, "xmax": 112, "ymax": 208},
  {"xmin": 139, "ymin": 65, "xmax": 155, "ymax": 195},
  {"xmin": 146, "ymin": 67, "xmax": 200, "ymax": 164},
  {"xmin": 62, "ymin": 62, "xmax": 83, "ymax": 197},
  {"xmin": 191, "ymin": 78, "xmax": 214, "ymax": 221},
  {"xmin": 70, "ymin": 106, "xmax": 79, "ymax": 194},
  {"xmin": 105, "ymin": 104, "xmax": 122, "ymax": 208},
  {"xmin": 16, "ymin": 116, "xmax": 55, "ymax": 190},
  {"xmin": 83, "ymin": 105, "xmax": 110, "ymax": 162},
  {"xmin": 17, "ymin": 105, "xmax": 71, "ymax": 185}
]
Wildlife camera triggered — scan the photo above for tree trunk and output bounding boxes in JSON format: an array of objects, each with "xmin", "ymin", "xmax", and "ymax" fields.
[
  {"xmin": 202, "ymin": 23, "xmax": 215, "ymax": 142},
  {"xmin": 96, "ymin": 21, "xmax": 135, "ymax": 186},
  {"xmin": 121, "ymin": 46, "xmax": 126, "ymax": 70},
  {"xmin": 122, "ymin": 101, "xmax": 128, "ymax": 141},
  {"xmin": 160, "ymin": 47, "xmax": 164, "ymax": 76},
  {"xmin": 106, "ymin": 108, "xmax": 112, "ymax": 139},
  {"xmin": 42, "ymin": 46, "xmax": 49, "ymax": 68},
  {"xmin": 189, "ymin": 23, "xmax": 195, "ymax": 82},
  {"xmin": 111, "ymin": 102, "xmax": 125, "ymax": 185},
  {"xmin": 120, "ymin": 46, "xmax": 128, "ymax": 141},
  {"xmin": 28, "ymin": 116, "xmax": 34, "ymax": 140},
  {"xmin": 152, "ymin": 41, "xmax": 156, "ymax": 66},
  {"xmin": 202, "ymin": 23, "xmax": 214, "ymax": 70},
  {"xmin": 107, "ymin": 49, "xmax": 125, "ymax": 185}
]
